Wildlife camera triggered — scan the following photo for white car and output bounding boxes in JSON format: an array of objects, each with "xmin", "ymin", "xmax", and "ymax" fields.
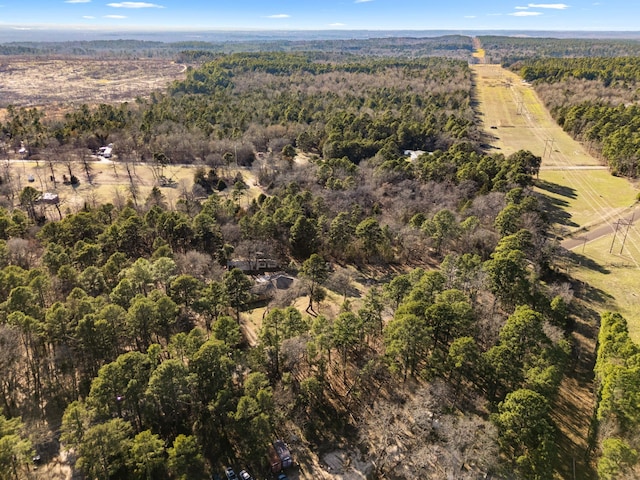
[{"xmin": 239, "ymin": 470, "xmax": 254, "ymax": 480}]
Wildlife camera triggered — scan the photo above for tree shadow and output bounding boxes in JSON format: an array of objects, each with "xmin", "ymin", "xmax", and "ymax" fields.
[
  {"xmin": 536, "ymin": 179, "xmax": 577, "ymax": 199},
  {"xmin": 569, "ymin": 251, "xmax": 611, "ymax": 277},
  {"xmin": 536, "ymin": 191, "xmax": 579, "ymax": 228}
]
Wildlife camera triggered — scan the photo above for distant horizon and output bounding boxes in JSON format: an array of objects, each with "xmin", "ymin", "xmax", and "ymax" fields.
[{"xmin": 1, "ymin": 26, "xmax": 640, "ymax": 44}]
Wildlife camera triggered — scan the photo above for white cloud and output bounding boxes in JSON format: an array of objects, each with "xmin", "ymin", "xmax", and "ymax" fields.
[
  {"xmin": 509, "ymin": 10, "xmax": 543, "ymax": 16},
  {"xmin": 82, "ymin": 15, "xmax": 95, "ymax": 18},
  {"xmin": 487, "ymin": 13, "xmax": 503, "ymax": 16},
  {"xmin": 515, "ymin": 6, "xmax": 529, "ymax": 9},
  {"xmin": 528, "ymin": 3, "xmax": 569, "ymax": 8},
  {"xmin": 464, "ymin": 15, "xmax": 476, "ymax": 18},
  {"xmin": 104, "ymin": 14, "xmax": 127, "ymax": 18},
  {"xmin": 329, "ymin": 22, "xmax": 346, "ymax": 26},
  {"xmin": 355, "ymin": 0, "xmax": 373, "ymax": 3},
  {"xmin": 266, "ymin": 14, "xmax": 290, "ymax": 18},
  {"xmin": 65, "ymin": 0, "xmax": 91, "ymax": 3},
  {"xmin": 107, "ymin": 2, "xmax": 163, "ymax": 8}
]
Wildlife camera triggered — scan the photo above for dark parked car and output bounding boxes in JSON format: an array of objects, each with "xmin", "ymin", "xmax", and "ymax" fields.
[
  {"xmin": 273, "ymin": 440, "xmax": 292, "ymax": 469},
  {"xmin": 277, "ymin": 473, "xmax": 289, "ymax": 480},
  {"xmin": 225, "ymin": 467, "xmax": 237, "ymax": 480},
  {"xmin": 239, "ymin": 470, "xmax": 254, "ymax": 480}
]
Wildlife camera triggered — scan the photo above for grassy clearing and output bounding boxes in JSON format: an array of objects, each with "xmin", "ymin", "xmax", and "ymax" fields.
[
  {"xmin": 473, "ymin": 64, "xmax": 600, "ymax": 166},
  {"xmin": 472, "ymin": 48, "xmax": 485, "ymax": 60},
  {"xmin": 0, "ymin": 58, "xmax": 185, "ymax": 108},
  {"xmin": 4, "ymin": 159, "xmax": 262, "ymax": 217},
  {"xmin": 537, "ymin": 170, "xmax": 638, "ymax": 232},
  {"xmin": 5, "ymin": 159, "xmax": 195, "ymax": 214},
  {"xmin": 568, "ymin": 229, "xmax": 640, "ymax": 342}
]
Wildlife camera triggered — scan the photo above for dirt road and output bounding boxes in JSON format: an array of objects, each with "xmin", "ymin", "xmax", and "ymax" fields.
[{"xmin": 562, "ymin": 204, "xmax": 640, "ymax": 251}]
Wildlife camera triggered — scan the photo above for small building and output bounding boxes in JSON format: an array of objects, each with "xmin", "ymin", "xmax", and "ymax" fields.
[
  {"xmin": 404, "ymin": 150, "xmax": 432, "ymax": 161},
  {"xmin": 252, "ymin": 273, "xmax": 295, "ymax": 301},
  {"xmin": 37, "ymin": 192, "xmax": 60, "ymax": 205},
  {"xmin": 227, "ymin": 256, "xmax": 279, "ymax": 274},
  {"xmin": 99, "ymin": 144, "xmax": 113, "ymax": 158}
]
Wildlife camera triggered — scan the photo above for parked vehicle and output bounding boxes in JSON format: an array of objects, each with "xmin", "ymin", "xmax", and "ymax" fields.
[
  {"xmin": 277, "ymin": 473, "xmax": 289, "ymax": 480},
  {"xmin": 273, "ymin": 440, "xmax": 292, "ymax": 469},
  {"xmin": 267, "ymin": 444, "xmax": 282, "ymax": 473},
  {"xmin": 238, "ymin": 470, "xmax": 253, "ymax": 480},
  {"xmin": 225, "ymin": 467, "xmax": 237, "ymax": 480}
]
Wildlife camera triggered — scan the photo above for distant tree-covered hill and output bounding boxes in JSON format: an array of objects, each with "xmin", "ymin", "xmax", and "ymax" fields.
[{"xmin": 510, "ymin": 56, "xmax": 640, "ymax": 176}]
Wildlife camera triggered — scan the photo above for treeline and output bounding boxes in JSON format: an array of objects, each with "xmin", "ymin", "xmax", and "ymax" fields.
[
  {"xmin": 511, "ymin": 57, "xmax": 640, "ymax": 176},
  {"xmin": 0, "ymin": 36, "xmax": 473, "ymax": 60},
  {"xmin": 594, "ymin": 312, "xmax": 640, "ymax": 479},
  {"xmin": 516, "ymin": 57, "xmax": 640, "ymax": 86},
  {"xmin": 478, "ymin": 35, "xmax": 640, "ymax": 65}
]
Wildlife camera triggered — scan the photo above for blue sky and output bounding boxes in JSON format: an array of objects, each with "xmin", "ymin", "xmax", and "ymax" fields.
[{"xmin": 0, "ymin": 1, "xmax": 637, "ymax": 31}]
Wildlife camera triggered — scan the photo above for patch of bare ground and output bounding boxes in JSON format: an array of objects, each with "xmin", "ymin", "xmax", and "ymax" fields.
[{"xmin": 0, "ymin": 57, "xmax": 185, "ymax": 112}]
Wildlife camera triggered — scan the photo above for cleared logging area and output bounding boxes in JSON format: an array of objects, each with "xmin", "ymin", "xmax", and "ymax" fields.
[{"xmin": 0, "ymin": 57, "xmax": 186, "ymax": 108}]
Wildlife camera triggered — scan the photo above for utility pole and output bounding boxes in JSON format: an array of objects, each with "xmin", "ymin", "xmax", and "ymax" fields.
[
  {"xmin": 609, "ymin": 219, "xmax": 621, "ymax": 254},
  {"xmin": 619, "ymin": 213, "xmax": 634, "ymax": 255},
  {"xmin": 516, "ymin": 100, "xmax": 524, "ymax": 115},
  {"xmin": 543, "ymin": 138, "xmax": 555, "ymax": 159}
]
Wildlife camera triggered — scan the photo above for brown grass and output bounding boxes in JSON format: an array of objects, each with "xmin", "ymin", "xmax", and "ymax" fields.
[
  {"xmin": 3, "ymin": 158, "xmax": 263, "ymax": 218},
  {"xmin": 0, "ymin": 57, "xmax": 185, "ymax": 112}
]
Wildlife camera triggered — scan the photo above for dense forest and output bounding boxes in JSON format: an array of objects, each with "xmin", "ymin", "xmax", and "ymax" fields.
[
  {"xmin": 2, "ymin": 53, "xmax": 478, "ymax": 165},
  {"xmin": 0, "ymin": 51, "xmax": 585, "ymax": 479},
  {"xmin": 479, "ymin": 35, "xmax": 640, "ymax": 65},
  {"xmin": 0, "ymin": 35, "xmax": 474, "ymax": 59},
  {"xmin": 595, "ymin": 312, "xmax": 640, "ymax": 479},
  {"xmin": 510, "ymin": 57, "xmax": 640, "ymax": 176}
]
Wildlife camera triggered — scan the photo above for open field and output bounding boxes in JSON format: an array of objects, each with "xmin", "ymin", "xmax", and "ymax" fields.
[
  {"xmin": 3, "ymin": 158, "xmax": 261, "ymax": 217},
  {"xmin": 0, "ymin": 57, "xmax": 186, "ymax": 112},
  {"xmin": 568, "ymin": 231, "xmax": 640, "ymax": 337},
  {"xmin": 5, "ymin": 158, "xmax": 195, "ymax": 214},
  {"xmin": 473, "ymin": 64, "xmax": 600, "ymax": 164},
  {"xmin": 537, "ymin": 170, "xmax": 638, "ymax": 233}
]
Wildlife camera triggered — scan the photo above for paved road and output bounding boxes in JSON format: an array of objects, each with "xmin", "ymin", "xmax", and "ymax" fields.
[{"xmin": 562, "ymin": 203, "xmax": 640, "ymax": 250}]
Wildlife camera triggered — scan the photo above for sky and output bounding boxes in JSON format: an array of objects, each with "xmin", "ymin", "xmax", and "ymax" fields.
[{"xmin": 0, "ymin": 1, "xmax": 637, "ymax": 31}]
